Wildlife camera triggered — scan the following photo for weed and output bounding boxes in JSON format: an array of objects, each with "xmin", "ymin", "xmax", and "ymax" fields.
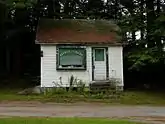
[{"xmin": 43, "ymin": 76, "xmax": 122, "ymax": 101}]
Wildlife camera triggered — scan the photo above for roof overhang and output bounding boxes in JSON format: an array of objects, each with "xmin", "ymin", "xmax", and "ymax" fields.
[{"xmin": 36, "ymin": 18, "xmax": 122, "ymax": 45}]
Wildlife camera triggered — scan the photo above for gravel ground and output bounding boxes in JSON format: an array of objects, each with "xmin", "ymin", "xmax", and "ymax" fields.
[{"xmin": 0, "ymin": 102, "xmax": 165, "ymax": 124}]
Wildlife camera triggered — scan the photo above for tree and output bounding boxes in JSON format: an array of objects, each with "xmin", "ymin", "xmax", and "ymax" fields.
[{"xmin": 0, "ymin": 1, "xmax": 7, "ymax": 39}]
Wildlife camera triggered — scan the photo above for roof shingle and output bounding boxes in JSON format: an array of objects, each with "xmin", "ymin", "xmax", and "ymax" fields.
[{"xmin": 36, "ymin": 19, "xmax": 122, "ymax": 45}]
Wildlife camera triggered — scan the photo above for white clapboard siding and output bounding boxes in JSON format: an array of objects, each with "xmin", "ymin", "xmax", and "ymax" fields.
[
  {"xmin": 41, "ymin": 45, "xmax": 92, "ymax": 87},
  {"xmin": 108, "ymin": 46, "xmax": 123, "ymax": 86},
  {"xmin": 40, "ymin": 45, "xmax": 123, "ymax": 87}
]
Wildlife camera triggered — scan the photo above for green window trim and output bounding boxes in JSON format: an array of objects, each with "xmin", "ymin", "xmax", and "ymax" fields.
[{"xmin": 56, "ymin": 45, "xmax": 86, "ymax": 70}]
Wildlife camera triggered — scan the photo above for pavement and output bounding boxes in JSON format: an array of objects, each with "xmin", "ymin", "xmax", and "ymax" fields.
[{"xmin": 0, "ymin": 102, "xmax": 165, "ymax": 123}]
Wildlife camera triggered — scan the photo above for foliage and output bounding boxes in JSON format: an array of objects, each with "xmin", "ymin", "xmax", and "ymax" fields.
[
  {"xmin": 42, "ymin": 75, "xmax": 122, "ymax": 102},
  {"xmin": 1, "ymin": 89, "xmax": 165, "ymax": 105},
  {"xmin": 127, "ymin": 47, "xmax": 165, "ymax": 71},
  {"xmin": 43, "ymin": 75, "xmax": 87, "ymax": 97}
]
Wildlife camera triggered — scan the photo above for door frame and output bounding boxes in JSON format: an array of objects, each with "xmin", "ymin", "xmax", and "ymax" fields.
[{"xmin": 92, "ymin": 47, "xmax": 109, "ymax": 81}]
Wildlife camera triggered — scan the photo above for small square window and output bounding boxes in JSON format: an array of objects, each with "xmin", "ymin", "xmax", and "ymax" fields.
[{"xmin": 95, "ymin": 49, "xmax": 105, "ymax": 61}]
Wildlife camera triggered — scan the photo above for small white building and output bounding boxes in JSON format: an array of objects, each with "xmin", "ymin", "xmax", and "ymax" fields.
[{"xmin": 36, "ymin": 19, "xmax": 124, "ymax": 89}]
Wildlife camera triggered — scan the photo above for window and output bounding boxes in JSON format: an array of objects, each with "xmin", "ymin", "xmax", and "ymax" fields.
[
  {"xmin": 57, "ymin": 46, "xmax": 86, "ymax": 70},
  {"xmin": 95, "ymin": 49, "xmax": 105, "ymax": 61}
]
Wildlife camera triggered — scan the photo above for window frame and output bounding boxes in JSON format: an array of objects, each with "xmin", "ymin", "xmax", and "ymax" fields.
[
  {"xmin": 94, "ymin": 48, "xmax": 105, "ymax": 61},
  {"xmin": 56, "ymin": 45, "xmax": 87, "ymax": 70}
]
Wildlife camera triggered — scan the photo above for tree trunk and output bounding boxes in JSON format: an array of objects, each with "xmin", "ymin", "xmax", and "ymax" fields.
[
  {"xmin": 140, "ymin": 0, "xmax": 145, "ymax": 41},
  {"xmin": 130, "ymin": 0, "xmax": 136, "ymax": 42},
  {"xmin": 156, "ymin": 0, "xmax": 162, "ymax": 48},
  {"xmin": 146, "ymin": 0, "xmax": 155, "ymax": 47}
]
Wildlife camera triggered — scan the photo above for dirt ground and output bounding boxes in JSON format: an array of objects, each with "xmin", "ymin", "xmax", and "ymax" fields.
[{"xmin": 0, "ymin": 101, "xmax": 165, "ymax": 124}]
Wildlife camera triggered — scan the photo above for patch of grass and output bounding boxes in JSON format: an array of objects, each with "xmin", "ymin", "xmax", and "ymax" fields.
[
  {"xmin": 1, "ymin": 89, "xmax": 165, "ymax": 105},
  {"xmin": 0, "ymin": 117, "xmax": 143, "ymax": 124},
  {"xmin": 0, "ymin": 89, "xmax": 43, "ymax": 101},
  {"xmin": 120, "ymin": 91, "xmax": 165, "ymax": 105}
]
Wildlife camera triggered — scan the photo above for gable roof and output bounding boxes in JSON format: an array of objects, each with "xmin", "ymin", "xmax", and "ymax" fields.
[{"xmin": 36, "ymin": 18, "xmax": 122, "ymax": 45}]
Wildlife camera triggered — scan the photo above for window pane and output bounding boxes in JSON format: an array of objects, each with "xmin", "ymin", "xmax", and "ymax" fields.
[
  {"xmin": 59, "ymin": 48, "xmax": 84, "ymax": 67},
  {"xmin": 95, "ymin": 49, "xmax": 104, "ymax": 61}
]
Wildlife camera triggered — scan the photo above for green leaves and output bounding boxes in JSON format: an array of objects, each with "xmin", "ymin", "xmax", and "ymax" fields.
[
  {"xmin": 153, "ymin": 14, "xmax": 165, "ymax": 37},
  {"xmin": 5, "ymin": 0, "xmax": 37, "ymax": 9},
  {"xmin": 126, "ymin": 46, "xmax": 165, "ymax": 71}
]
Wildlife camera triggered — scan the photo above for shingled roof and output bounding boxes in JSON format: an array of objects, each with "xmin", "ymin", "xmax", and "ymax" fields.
[{"xmin": 36, "ymin": 18, "xmax": 122, "ymax": 45}]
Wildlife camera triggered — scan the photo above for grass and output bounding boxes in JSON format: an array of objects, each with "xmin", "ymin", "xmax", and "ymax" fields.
[
  {"xmin": 0, "ymin": 117, "xmax": 143, "ymax": 124},
  {"xmin": 119, "ymin": 91, "xmax": 165, "ymax": 105},
  {"xmin": 0, "ymin": 89, "xmax": 165, "ymax": 105}
]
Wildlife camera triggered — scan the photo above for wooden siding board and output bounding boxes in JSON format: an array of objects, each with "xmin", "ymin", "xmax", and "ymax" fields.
[{"xmin": 40, "ymin": 45, "xmax": 123, "ymax": 87}]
